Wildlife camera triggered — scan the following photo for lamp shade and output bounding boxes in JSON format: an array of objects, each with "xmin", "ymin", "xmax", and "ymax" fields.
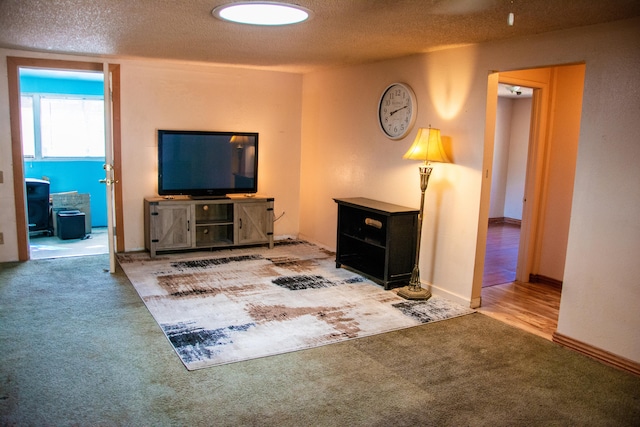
[
  {"xmin": 403, "ymin": 127, "xmax": 451, "ymax": 163},
  {"xmin": 230, "ymin": 135, "xmax": 251, "ymax": 145}
]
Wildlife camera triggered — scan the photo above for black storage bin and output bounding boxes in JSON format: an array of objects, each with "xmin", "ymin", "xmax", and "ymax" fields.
[
  {"xmin": 57, "ymin": 210, "xmax": 86, "ymax": 240},
  {"xmin": 25, "ymin": 178, "xmax": 52, "ymax": 234}
]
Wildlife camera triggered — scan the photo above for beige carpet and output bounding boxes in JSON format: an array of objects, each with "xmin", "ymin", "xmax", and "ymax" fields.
[{"xmin": 118, "ymin": 240, "xmax": 474, "ymax": 370}]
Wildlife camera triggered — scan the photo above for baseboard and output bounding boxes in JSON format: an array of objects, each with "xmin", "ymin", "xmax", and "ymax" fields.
[
  {"xmin": 488, "ymin": 217, "xmax": 521, "ymax": 226},
  {"xmin": 529, "ymin": 274, "xmax": 563, "ymax": 288},
  {"xmin": 552, "ymin": 331, "xmax": 640, "ymax": 377},
  {"xmin": 429, "ymin": 283, "xmax": 475, "ymax": 308}
]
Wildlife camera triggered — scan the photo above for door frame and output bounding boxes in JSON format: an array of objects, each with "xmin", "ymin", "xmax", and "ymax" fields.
[
  {"xmin": 471, "ymin": 70, "xmax": 550, "ymax": 306},
  {"xmin": 7, "ymin": 56, "xmax": 124, "ymax": 261}
]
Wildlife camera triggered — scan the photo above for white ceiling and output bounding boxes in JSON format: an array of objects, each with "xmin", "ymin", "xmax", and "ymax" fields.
[{"xmin": 1, "ymin": 0, "xmax": 639, "ymax": 73}]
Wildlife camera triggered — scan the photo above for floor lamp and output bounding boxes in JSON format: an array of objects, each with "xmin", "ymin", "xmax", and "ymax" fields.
[{"xmin": 397, "ymin": 126, "xmax": 451, "ymax": 300}]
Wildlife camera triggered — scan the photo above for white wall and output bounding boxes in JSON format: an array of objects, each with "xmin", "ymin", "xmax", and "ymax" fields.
[{"xmin": 299, "ymin": 18, "xmax": 640, "ymax": 362}]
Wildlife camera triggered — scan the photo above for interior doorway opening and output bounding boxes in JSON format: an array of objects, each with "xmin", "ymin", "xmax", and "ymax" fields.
[
  {"xmin": 19, "ymin": 68, "xmax": 109, "ymax": 260},
  {"xmin": 483, "ymin": 83, "xmax": 533, "ymax": 288},
  {"xmin": 474, "ymin": 64, "xmax": 586, "ymax": 339},
  {"xmin": 7, "ymin": 57, "xmax": 123, "ymax": 264}
]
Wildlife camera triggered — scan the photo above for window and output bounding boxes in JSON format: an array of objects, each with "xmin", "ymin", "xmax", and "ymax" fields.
[{"xmin": 21, "ymin": 94, "xmax": 105, "ymax": 159}]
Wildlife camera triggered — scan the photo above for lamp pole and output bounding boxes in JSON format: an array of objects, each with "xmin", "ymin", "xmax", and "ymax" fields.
[{"xmin": 397, "ymin": 162, "xmax": 432, "ymax": 300}]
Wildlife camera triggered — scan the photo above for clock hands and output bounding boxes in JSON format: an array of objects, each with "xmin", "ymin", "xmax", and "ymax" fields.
[{"xmin": 389, "ymin": 105, "xmax": 408, "ymax": 116}]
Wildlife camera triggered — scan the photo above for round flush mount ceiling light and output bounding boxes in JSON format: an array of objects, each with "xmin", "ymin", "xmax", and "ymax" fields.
[{"xmin": 212, "ymin": 2, "xmax": 312, "ymax": 26}]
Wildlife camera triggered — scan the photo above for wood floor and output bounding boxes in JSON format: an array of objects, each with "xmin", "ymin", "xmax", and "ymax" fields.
[
  {"xmin": 482, "ymin": 223, "xmax": 520, "ymax": 286},
  {"xmin": 478, "ymin": 223, "xmax": 561, "ymax": 340}
]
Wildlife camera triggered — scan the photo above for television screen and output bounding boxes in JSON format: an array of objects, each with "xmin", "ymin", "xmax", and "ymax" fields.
[{"xmin": 158, "ymin": 130, "xmax": 258, "ymax": 197}]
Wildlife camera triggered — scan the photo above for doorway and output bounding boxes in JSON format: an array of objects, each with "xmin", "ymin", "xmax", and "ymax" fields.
[
  {"xmin": 19, "ymin": 68, "xmax": 108, "ymax": 259},
  {"xmin": 7, "ymin": 57, "xmax": 123, "ymax": 263},
  {"xmin": 474, "ymin": 64, "xmax": 586, "ymax": 338},
  {"xmin": 483, "ymin": 83, "xmax": 533, "ymax": 287}
]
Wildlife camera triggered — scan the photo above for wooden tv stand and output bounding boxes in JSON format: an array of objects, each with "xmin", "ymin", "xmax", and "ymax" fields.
[{"xmin": 144, "ymin": 195, "xmax": 274, "ymax": 258}]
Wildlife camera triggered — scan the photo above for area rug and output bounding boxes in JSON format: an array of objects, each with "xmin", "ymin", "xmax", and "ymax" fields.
[{"xmin": 118, "ymin": 240, "xmax": 474, "ymax": 370}]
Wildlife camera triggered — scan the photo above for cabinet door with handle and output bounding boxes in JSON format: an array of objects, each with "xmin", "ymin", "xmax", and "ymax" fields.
[
  {"xmin": 150, "ymin": 203, "xmax": 192, "ymax": 251},
  {"xmin": 236, "ymin": 202, "xmax": 269, "ymax": 245}
]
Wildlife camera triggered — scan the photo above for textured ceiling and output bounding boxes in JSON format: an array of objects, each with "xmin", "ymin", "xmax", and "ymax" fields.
[{"xmin": 1, "ymin": 0, "xmax": 639, "ymax": 73}]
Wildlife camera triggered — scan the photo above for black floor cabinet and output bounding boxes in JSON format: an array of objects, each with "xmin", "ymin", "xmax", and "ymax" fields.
[{"xmin": 334, "ymin": 197, "xmax": 418, "ymax": 290}]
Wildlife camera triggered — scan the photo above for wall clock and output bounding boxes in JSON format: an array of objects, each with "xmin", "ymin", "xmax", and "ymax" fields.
[{"xmin": 378, "ymin": 82, "xmax": 417, "ymax": 140}]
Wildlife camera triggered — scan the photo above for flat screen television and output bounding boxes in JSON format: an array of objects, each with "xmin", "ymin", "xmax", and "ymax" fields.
[{"xmin": 158, "ymin": 130, "xmax": 258, "ymax": 198}]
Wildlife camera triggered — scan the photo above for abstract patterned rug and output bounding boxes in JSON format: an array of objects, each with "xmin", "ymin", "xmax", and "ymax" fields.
[{"xmin": 118, "ymin": 240, "xmax": 474, "ymax": 370}]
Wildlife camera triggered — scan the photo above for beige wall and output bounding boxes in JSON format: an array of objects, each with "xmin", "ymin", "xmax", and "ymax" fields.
[
  {"xmin": 558, "ymin": 21, "xmax": 640, "ymax": 362},
  {"xmin": 1, "ymin": 18, "xmax": 638, "ymax": 363},
  {"xmin": 118, "ymin": 60, "xmax": 303, "ymax": 251},
  {"xmin": 299, "ymin": 18, "xmax": 640, "ymax": 362},
  {"xmin": 300, "ymin": 54, "xmax": 482, "ymax": 304},
  {"xmin": 0, "ymin": 53, "xmax": 303, "ymax": 258}
]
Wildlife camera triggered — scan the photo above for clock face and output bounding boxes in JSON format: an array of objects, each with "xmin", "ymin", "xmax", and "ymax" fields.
[{"xmin": 378, "ymin": 83, "xmax": 417, "ymax": 139}]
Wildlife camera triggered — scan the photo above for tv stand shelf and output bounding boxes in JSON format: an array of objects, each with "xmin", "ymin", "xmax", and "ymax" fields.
[
  {"xmin": 144, "ymin": 196, "xmax": 274, "ymax": 258},
  {"xmin": 334, "ymin": 197, "xmax": 418, "ymax": 290}
]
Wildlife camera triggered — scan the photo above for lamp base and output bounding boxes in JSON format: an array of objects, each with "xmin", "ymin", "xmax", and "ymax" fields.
[{"xmin": 397, "ymin": 285, "xmax": 432, "ymax": 301}]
